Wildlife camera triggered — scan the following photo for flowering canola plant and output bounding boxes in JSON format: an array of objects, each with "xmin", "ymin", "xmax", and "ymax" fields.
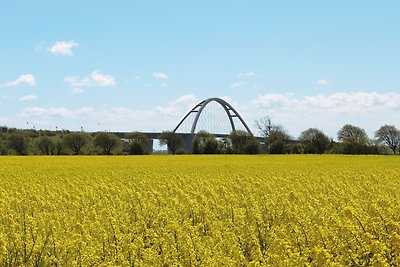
[{"xmin": 0, "ymin": 155, "xmax": 399, "ymax": 266}]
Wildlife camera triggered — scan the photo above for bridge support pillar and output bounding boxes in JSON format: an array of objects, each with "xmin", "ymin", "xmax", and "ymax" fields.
[
  {"xmin": 146, "ymin": 139, "xmax": 154, "ymax": 154},
  {"xmin": 183, "ymin": 134, "xmax": 194, "ymax": 153}
]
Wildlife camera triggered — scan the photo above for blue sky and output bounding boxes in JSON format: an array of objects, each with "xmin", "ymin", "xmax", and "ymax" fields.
[{"xmin": 1, "ymin": 1, "xmax": 399, "ymax": 139}]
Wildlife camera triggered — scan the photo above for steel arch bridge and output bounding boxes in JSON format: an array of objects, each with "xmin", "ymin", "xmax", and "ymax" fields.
[
  {"xmin": 113, "ymin": 97, "xmax": 256, "ymax": 153},
  {"xmin": 173, "ymin": 97, "xmax": 253, "ymax": 151}
]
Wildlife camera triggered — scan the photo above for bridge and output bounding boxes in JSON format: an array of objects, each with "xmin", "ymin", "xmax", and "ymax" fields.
[{"xmin": 115, "ymin": 97, "xmax": 260, "ymax": 152}]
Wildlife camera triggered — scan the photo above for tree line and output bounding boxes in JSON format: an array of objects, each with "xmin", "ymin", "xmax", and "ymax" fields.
[
  {"xmin": 0, "ymin": 128, "xmax": 151, "ymax": 155},
  {"xmin": 0, "ymin": 119, "xmax": 399, "ymax": 155},
  {"xmin": 254, "ymin": 117, "xmax": 400, "ymax": 155}
]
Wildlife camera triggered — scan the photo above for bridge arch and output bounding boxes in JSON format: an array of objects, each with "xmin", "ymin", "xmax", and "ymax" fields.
[{"xmin": 173, "ymin": 97, "xmax": 252, "ymax": 135}]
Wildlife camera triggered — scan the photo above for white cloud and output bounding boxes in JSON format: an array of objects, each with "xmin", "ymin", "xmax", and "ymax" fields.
[
  {"xmin": 173, "ymin": 94, "xmax": 197, "ymax": 104},
  {"xmin": 64, "ymin": 76, "xmax": 92, "ymax": 87},
  {"xmin": 255, "ymin": 92, "xmax": 400, "ymax": 112},
  {"xmin": 19, "ymin": 95, "xmax": 38, "ymax": 102},
  {"xmin": 64, "ymin": 70, "xmax": 116, "ymax": 92},
  {"xmin": 155, "ymin": 94, "xmax": 199, "ymax": 117},
  {"xmin": 230, "ymin": 81, "xmax": 245, "ymax": 89},
  {"xmin": 21, "ymin": 106, "xmax": 94, "ymax": 118},
  {"xmin": 304, "ymin": 92, "xmax": 400, "ymax": 112},
  {"xmin": 239, "ymin": 72, "xmax": 256, "ymax": 77},
  {"xmin": 0, "ymin": 74, "xmax": 36, "ymax": 88},
  {"xmin": 251, "ymin": 92, "xmax": 400, "ymax": 137},
  {"xmin": 255, "ymin": 93, "xmax": 298, "ymax": 108},
  {"xmin": 91, "ymin": 71, "xmax": 116, "ymax": 87},
  {"xmin": 316, "ymin": 79, "xmax": 328, "ymax": 85},
  {"xmin": 48, "ymin": 41, "xmax": 79, "ymax": 56},
  {"xmin": 153, "ymin": 72, "xmax": 168, "ymax": 80},
  {"xmin": 71, "ymin": 87, "xmax": 83, "ymax": 94},
  {"xmin": 125, "ymin": 75, "xmax": 141, "ymax": 83},
  {"xmin": 17, "ymin": 105, "xmax": 167, "ymax": 132},
  {"xmin": 155, "ymin": 106, "xmax": 180, "ymax": 116}
]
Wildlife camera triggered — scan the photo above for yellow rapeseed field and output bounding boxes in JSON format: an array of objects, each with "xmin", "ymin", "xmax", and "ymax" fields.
[{"xmin": 1, "ymin": 155, "xmax": 399, "ymax": 266}]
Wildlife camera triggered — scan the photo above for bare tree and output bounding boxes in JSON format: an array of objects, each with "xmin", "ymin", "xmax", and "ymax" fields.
[
  {"xmin": 256, "ymin": 116, "xmax": 290, "ymax": 142},
  {"xmin": 255, "ymin": 116, "xmax": 274, "ymax": 137},
  {"xmin": 255, "ymin": 116, "xmax": 291, "ymax": 154},
  {"xmin": 375, "ymin": 125, "xmax": 400, "ymax": 154}
]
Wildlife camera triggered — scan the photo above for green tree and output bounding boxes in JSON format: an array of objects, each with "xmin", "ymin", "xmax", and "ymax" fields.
[
  {"xmin": 7, "ymin": 133, "xmax": 28, "ymax": 155},
  {"xmin": 159, "ymin": 131, "xmax": 184, "ymax": 155},
  {"xmin": 126, "ymin": 132, "xmax": 149, "ymax": 145},
  {"xmin": 229, "ymin": 130, "xmax": 259, "ymax": 154},
  {"xmin": 36, "ymin": 136, "xmax": 55, "ymax": 155},
  {"xmin": 192, "ymin": 131, "xmax": 219, "ymax": 154},
  {"xmin": 229, "ymin": 130, "xmax": 249, "ymax": 154},
  {"xmin": 299, "ymin": 128, "xmax": 330, "ymax": 154},
  {"xmin": 128, "ymin": 141, "xmax": 146, "ymax": 155},
  {"xmin": 64, "ymin": 132, "xmax": 89, "ymax": 155},
  {"xmin": 218, "ymin": 137, "xmax": 233, "ymax": 154},
  {"xmin": 269, "ymin": 140, "xmax": 285, "ymax": 154},
  {"xmin": 94, "ymin": 132, "xmax": 122, "ymax": 155},
  {"xmin": 375, "ymin": 125, "xmax": 400, "ymax": 154},
  {"xmin": 51, "ymin": 137, "xmax": 66, "ymax": 155},
  {"xmin": 338, "ymin": 124, "xmax": 369, "ymax": 145},
  {"xmin": 0, "ymin": 143, "xmax": 6, "ymax": 155},
  {"xmin": 245, "ymin": 137, "xmax": 260, "ymax": 154},
  {"xmin": 337, "ymin": 124, "xmax": 370, "ymax": 154},
  {"xmin": 125, "ymin": 132, "xmax": 149, "ymax": 154},
  {"xmin": 266, "ymin": 128, "xmax": 290, "ymax": 147}
]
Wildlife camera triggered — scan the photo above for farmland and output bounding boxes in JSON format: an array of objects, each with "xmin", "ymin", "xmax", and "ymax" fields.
[{"xmin": 1, "ymin": 155, "xmax": 400, "ymax": 266}]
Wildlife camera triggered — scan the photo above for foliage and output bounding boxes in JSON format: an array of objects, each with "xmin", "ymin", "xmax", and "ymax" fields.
[
  {"xmin": 229, "ymin": 130, "xmax": 259, "ymax": 154},
  {"xmin": 375, "ymin": 125, "xmax": 400, "ymax": 154},
  {"xmin": 298, "ymin": 128, "xmax": 331, "ymax": 154},
  {"xmin": 126, "ymin": 132, "xmax": 149, "ymax": 147},
  {"xmin": 7, "ymin": 133, "xmax": 28, "ymax": 155},
  {"xmin": 55, "ymin": 140, "xmax": 65, "ymax": 155},
  {"xmin": 255, "ymin": 116, "xmax": 291, "ymax": 153},
  {"xmin": 192, "ymin": 131, "xmax": 219, "ymax": 154},
  {"xmin": 0, "ymin": 126, "xmax": 398, "ymax": 155},
  {"xmin": 94, "ymin": 132, "xmax": 122, "ymax": 155},
  {"xmin": 128, "ymin": 140, "xmax": 146, "ymax": 155},
  {"xmin": 338, "ymin": 124, "xmax": 369, "ymax": 145},
  {"xmin": 175, "ymin": 148, "xmax": 187, "ymax": 155},
  {"xmin": 63, "ymin": 132, "xmax": 89, "ymax": 155},
  {"xmin": 269, "ymin": 140, "xmax": 285, "ymax": 154},
  {"xmin": 244, "ymin": 137, "xmax": 260, "ymax": 154},
  {"xmin": 337, "ymin": 124, "xmax": 372, "ymax": 154},
  {"xmin": 36, "ymin": 136, "xmax": 55, "ymax": 155},
  {"xmin": 1, "ymin": 155, "xmax": 400, "ymax": 266},
  {"xmin": 158, "ymin": 131, "xmax": 184, "ymax": 155},
  {"xmin": 218, "ymin": 137, "xmax": 233, "ymax": 154}
]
